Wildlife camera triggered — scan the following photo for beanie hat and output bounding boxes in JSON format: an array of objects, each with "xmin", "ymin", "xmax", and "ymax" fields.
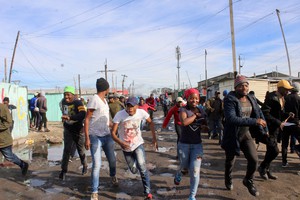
[
  {"xmin": 64, "ymin": 86, "xmax": 75, "ymax": 94},
  {"xmin": 96, "ymin": 78, "xmax": 109, "ymax": 92},
  {"xmin": 234, "ymin": 75, "xmax": 249, "ymax": 88},
  {"xmin": 184, "ymin": 88, "xmax": 200, "ymax": 99},
  {"xmin": 291, "ymin": 82, "xmax": 300, "ymax": 93}
]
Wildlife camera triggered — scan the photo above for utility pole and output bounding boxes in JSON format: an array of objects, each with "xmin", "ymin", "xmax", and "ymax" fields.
[
  {"xmin": 132, "ymin": 80, "xmax": 135, "ymax": 96},
  {"xmin": 276, "ymin": 9, "xmax": 291, "ymax": 80},
  {"xmin": 78, "ymin": 74, "xmax": 81, "ymax": 97},
  {"xmin": 8, "ymin": 31, "xmax": 20, "ymax": 83},
  {"xmin": 73, "ymin": 76, "xmax": 77, "ymax": 94},
  {"xmin": 186, "ymin": 71, "xmax": 192, "ymax": 88},
  {"xmin": 97, "ymin": 59, "xmax": 116, "ymax": 80},
  {"xmin": 121, "ymin": 74, "xmax": 127, "ymax": 95},
  {"xmin": 205, "ymin": 49, "xmax": 208, "ymax": 90},
  {"xmin": 229, "ymin": 0, "xmax": 237, "ymax": 78},
  {"xmin": 176, "ymin": 46, "xmax": 181, "ymax": 92},
  {"xmin": 238, "ymin": 55, "xmax": 242, "ymax": 74}
]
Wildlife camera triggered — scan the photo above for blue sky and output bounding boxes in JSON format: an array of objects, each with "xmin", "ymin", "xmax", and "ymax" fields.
[{"xmin": 1, "ymin": 0, "xmax": 300, "ymax": 96}]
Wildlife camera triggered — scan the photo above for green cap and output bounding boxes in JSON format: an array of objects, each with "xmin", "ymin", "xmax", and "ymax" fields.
[{"xmin": 64, "ymin": 86, "xmax": 75, "ymax": 94}]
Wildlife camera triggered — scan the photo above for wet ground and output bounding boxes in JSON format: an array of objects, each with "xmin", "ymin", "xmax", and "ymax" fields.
[{"xmin": 1, "ymin": 110, "xmax": 300, "ymax": 200}]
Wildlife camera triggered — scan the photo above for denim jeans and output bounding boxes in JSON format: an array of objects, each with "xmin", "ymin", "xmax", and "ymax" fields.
[
  {"xmin": 123, "ymin": 144, "xmax": 151, "ymax": 195},
  {"xmin": 61, "ymin": 128, "xmax": 86, "ymax": 173},
  {"xmin": 90, "ymin": 134, "xmax": 117, "ymax": 193},
  {"xmin": 0, "ymin": 145, "xmax": 24, "ymax": 168},
  {"xmin": 174, "ymin": 123, "xmax": 182, "ymax": 157},
  {"xmin": 177, "ymin": 142, "xmax": 203, "ymax": 198}
]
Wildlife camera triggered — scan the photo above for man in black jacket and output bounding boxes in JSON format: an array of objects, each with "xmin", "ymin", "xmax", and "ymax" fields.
[
  {"xmin": 282, "ymin": 82, "xmax": 300, "ymax": 166},
  {"xmin": 59, "ymin": 86, "xmax": 87, "ymax": 180},
  {"xmin": 259, "ymin": 80, "xmax": 293, "ymax": 180},
  {"xmin": 222, "ymin": 75, "xmax": 268, "ymax": 197}
]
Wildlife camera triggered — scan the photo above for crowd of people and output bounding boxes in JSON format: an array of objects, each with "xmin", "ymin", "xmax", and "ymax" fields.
[{"xmin": 1, "ymin": 75, "xmax": 300, "ymax": 200}]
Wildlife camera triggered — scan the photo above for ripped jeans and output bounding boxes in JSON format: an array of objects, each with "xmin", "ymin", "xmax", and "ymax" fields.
[{"xmin": 177, "ymin": 142, "xmax": 203, "ymax": 198}]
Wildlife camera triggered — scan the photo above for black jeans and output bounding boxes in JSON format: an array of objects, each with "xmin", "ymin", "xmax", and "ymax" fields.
[
  {"xmin": 282, "ymin": 125, "xmax": 300, "ymax": 164},
  {"xmin": 259, "ymin": 133, "xmax": 279, "ymax": 170},
  {"xmin": 225, "ymin": 135, "xmax": 258, "ymax": 180},
  {"xmin": 61, "ymin": 128, "xmax": 86, "ymax": 173},
  {"xmin": 39, "ymin": 112, "xmax": 47, "ymax": 129}
]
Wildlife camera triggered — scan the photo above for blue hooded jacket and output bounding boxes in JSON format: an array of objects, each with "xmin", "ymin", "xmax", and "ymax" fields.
[{"xmin": 221, "ymin": 91, "xmax": 268, "ymax": 156}]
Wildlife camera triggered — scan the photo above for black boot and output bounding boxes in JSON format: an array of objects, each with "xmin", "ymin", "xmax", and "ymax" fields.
[
  {"xmin": 243, "ymin": 178, "xmax": 259, "ymax": 197},
  {"xmin": 225, "ymin": 175, "xmax": 233, "ymax": 190},
  {"xmin": 258, "ymin": 166, "xmax": 268, "ymax": 180},
  {"xmin": 267, "ymin": 169, "xmax": 278, "ymax": 180}
]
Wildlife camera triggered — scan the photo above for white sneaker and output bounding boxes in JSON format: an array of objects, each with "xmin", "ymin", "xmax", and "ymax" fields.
[{"xmin": 90, "ymin": 193, "xmax": 98, "ymax": 200}]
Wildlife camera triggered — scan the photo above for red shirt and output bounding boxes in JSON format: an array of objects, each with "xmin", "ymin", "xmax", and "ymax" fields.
[
  {"xmin": 139, "ymin": 103, "xmax": 155, "ymax": 112},
  {"xmin": 146, "ymin": 97, "xmax": 156, "ymax": 108},
  {"xmin": 162, "ymin": 105, "xmax": 182, "ymax": 128}
]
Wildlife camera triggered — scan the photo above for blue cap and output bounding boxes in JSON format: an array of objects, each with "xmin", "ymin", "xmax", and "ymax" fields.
[
  {"xmin": 223, "ymin": 89, "xmax": 229, "ymax": 96},
  {"xmin": 126, "ymin": 97, "xmax": 138, "ymax": 106}
]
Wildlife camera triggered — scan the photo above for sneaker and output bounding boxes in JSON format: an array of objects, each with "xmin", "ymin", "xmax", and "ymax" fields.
[
  {"xmin": 21, "ymin": 162, "xmax": 29, "ymax": 176},
  {"xmin": 90, "ymin": 193, "xmax": 98, "ymax": 200},
  {"xmin": 174, "ymin": 172, "xmax": 182, "ymax": 185},
  {"xmin": 145, "ymin": 193, "xmax": 153, "ymax": 200},
  {"xmin": 258, "ymin": 166, "xmax": 268, "ymax": 180},
  {"xmin": 59, "ymin": 171, "xmax": 66, "ymax": 180},
  {"xmin": 243, "ymin": 178, "xmax": 259, "ymax": 197},
  {"xmin": 44, "ymin": 128, "xmax": 50, "ymax": 132},
  {"xmin": 282, "ymin": 162, "xmax": 289, "ymax": 168},
  {"xmin": 267, "ymin": 170, "xmax": 278, "ymax": 180},
  {"xmin": 225, "ymin": 177, "xmax": 233, "ymax": 190},
  {"xmin": 188, "ymin": 196, "xmax": 196, "ymax": 200},
  {"xmin": 82, "ymin": 165, "xmax": 88, "ymax": 175},
  {"xmin": 111, "ymin": 176, "xmax": 118, "ymax": 186}
]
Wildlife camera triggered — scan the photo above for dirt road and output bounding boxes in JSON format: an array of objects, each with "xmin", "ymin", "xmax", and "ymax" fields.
[{"xmin": 1, "ymin": 110, "xmax": 300, "ymax": 200}]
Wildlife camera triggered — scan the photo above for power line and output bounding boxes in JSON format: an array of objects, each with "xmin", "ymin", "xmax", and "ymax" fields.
[
  {"xmin": 24, "ymin": 0, "xmax": 113, "ymax": 36},
  {"xmin": 26, "ymin": 0, "xmax": 136, "ymax": 38}
]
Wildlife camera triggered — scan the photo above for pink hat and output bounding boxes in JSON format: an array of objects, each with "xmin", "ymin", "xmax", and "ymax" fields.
[
  {"xmin": 234, "ymin": 75, "xmax": 249, "ymax": 88},
  {"xmin": 184, "ymin": 88, "xmax": 200, "ymax": 99}
]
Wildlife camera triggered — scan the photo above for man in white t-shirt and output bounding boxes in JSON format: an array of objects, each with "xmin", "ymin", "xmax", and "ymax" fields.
[
  {"xmin": 111, "ymin": 97, "xmax": 158, "ymax": 200},
  {"xmin": 84, "ymin": 78, "xmax": 118, "ymax": 200}
]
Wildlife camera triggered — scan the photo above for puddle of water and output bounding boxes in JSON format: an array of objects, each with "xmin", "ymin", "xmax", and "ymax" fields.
[
  {"xmin": 167, "ymin": 164, "xmax": 178, "ymax": 170},
  {"xmin": 153, "ymin": 118, "xmax": 164, "ymax": 124},
  {"xmin": 202, "ymin": 182, "xmax": 209, "ymax": 188},
  {"xmin": 29, "ymin": 178, "xmax": 47, "ymax": 187},
  {"xmin": 116, "ymin": 192, "xmax": 132, "ymax": 200},
  {"xmin": 202, "ymin": 162, "xmax": 211, "ymax": 167},
  {"xmin": 157, "ymin": 136, "xmax": 164, "ymax": 141},
  {"xmin": 44, "ymin": 187, "xmax": 64, "ymax": 194},
  {"xmin": 157, "ymin": 188, "xmax": 176, "ymax": 195},
  {"xmin": 168, "ymin": 126, "xmax": 174, "ymax": 131},
  {"xmin": 157, "ymin": 147, "xmax": 173, "ymax": 153},
  {"xmin": 160, "ymin": 173, "xmax": 173, "ymax": 177},
  {"xmin": 123, "ymin": 169, "xmax": 139, "ymax": 179},
  {"xmin": 47, "ymin": 144, "xmax": 63, "ymax": 161}
]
